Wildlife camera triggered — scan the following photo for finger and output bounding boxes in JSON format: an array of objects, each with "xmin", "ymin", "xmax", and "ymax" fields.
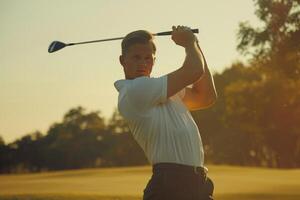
[
  {"xmin": 182, "ymin": 26, "xmax": 191, "ymax": 31},
  {"xmin": 177, "ymin": 25, "xmax": 184, "ymax": 32}
]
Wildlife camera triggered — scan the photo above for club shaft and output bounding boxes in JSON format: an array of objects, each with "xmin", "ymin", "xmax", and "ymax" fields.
[
  {"xmin": 66, "ymin": 29, "xmax": 199, "ymax": 46},
  {"xmin": 67, "ymin": 37, "xmax": 124, "ymax": 46}
]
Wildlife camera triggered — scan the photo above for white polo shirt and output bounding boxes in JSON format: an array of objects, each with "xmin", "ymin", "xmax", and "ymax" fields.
[{"xmin": 114, "ymin": 75, "xmax": 204, "ymax": 167}]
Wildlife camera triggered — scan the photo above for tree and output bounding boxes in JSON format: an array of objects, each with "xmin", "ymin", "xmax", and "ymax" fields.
[
  {"xmin": 107, "ymin": 109, "xmax": 130, "ymax": 134},
  {"xmin": 238, "ymin": 0, "xmax": 300, "ymax": 79},
  {"xmin": 193, "ymin": 63, "xmax": 263, "ymax": 166},
  {"xmin": 234, "ymin": 0, "xmax": 300, "ymax": 167},
  {"xmin": 0, "ymin": 136, "xmax": 5, "ymax": 145},
  {"xmin": 41, "ymin": 106, "xmax": 108, "ymax": 170},
  {"xmin": 105, "ymin": 109, "xmax": 147, "ymax": 166},
  {"xmin": 0, "ymin": 135, "xmax": 11, "ymax": 173},
  {"xmin": 5, "ymin": 131, "xmax": 44, "ymax": 173}
]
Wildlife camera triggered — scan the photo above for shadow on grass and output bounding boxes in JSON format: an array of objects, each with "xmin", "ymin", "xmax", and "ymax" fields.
[{"xmin": 1, "ymin": 193, "xmax": 300, "ymax": 200}]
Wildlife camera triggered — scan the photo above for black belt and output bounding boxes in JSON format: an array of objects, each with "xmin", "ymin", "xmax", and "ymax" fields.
[{"xmin": 153, "ymin": 162, "xmax": 208, "ymax": 176}]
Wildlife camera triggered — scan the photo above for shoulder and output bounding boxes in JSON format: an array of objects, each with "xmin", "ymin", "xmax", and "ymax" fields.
[
  {"xmin": 115, "ymin": 75, "xmax": 168, "ymax": 117},
  {"xmin": 115, "ymin": 76, "xmax": 167, "ymax": 94}
]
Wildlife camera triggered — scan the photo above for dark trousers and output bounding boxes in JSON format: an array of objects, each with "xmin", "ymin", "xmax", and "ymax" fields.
[{"xmin": 143, "ymin": 163, "xmax": 214, "ymax": 200}]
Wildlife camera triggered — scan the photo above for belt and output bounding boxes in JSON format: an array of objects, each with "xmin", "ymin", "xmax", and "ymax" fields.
[{"xmin": 153, "ymin": 162, "xmax": 208, "ymax": 176}]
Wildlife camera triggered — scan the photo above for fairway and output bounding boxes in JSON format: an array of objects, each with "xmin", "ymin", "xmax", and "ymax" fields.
[{"xmin": 0, "ymin": 165, "xmax": 299, "ymax": 200}]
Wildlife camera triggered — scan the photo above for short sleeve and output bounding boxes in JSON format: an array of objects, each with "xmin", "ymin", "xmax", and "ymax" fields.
[{"xmin": 127, "ymin": 76, "xmax": 167, "ymax": 111}]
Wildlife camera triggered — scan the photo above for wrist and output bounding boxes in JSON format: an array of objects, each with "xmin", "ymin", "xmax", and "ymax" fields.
[{"xmin": 184, "ymin": 42, "xmax": 198, "ymax": 53}]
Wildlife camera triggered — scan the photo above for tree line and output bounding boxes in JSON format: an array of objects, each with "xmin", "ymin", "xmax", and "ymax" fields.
[
  {"xmin": 0, "ymin": 107, "xmax": 148, "ymax": 173},
  {"xmin": 0, "ymin": 0, "xmax": 299, "ymax": 173}
]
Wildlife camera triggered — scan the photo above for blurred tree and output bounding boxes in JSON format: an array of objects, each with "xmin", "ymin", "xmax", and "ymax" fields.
[
  {"xmin": 232, "ymin": 0, "xmax": 300, "ymax": 167},
  {"xmin": 104, "ymin": 109, "xmax": 147, "ymax": 166},
  {"xmin": 41, "ymin": 106, "xmax": 108, "ymax": 170},
  {"xmin": 193, "ymin": 62, "xmax": 262, "ymax": 166},
  {"xmin": 107, "ymin": 109, "xmax": 130, "ymax": 134},
  {"xmin": 0, "ymin": 135, "xmax": 11, "ymax": 173},
  {"xmin": 0, "ymin": 107, "xmax": 149, "ymax": 174},
  {"xmin": 0, "ymin": 136, "xmax": 5, "ymax": 145},
  {"xmin": 238, "ymin": 0, "xmax": 300, "ymax": 79},
  {"xmin": 224, "ymin": 72, "xmax": 300, "ymax": 168},
  {"xmin": 7, "ymin": 131, "xmax": 44, "ymax": 172}
]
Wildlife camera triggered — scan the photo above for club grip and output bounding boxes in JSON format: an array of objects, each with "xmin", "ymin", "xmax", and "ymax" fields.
[{"xmin": 156, "ymin": 28, "xmax": 199, "ymax": 36}]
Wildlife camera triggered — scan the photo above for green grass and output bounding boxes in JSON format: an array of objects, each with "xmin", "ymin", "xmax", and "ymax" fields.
[{"xmin": 0, "ymin": 165, "xmax": 299, "ymax": 200}]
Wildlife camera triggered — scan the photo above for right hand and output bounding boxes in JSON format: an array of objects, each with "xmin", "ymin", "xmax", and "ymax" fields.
[{"xmin": 171, "ymin": 25, "xmax": 197, "ymax": 48}]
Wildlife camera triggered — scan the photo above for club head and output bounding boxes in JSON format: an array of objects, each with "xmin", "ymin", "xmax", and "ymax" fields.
[{"xmin": 48, "ymin": 41, "xmax": 66, "ymax": 53}]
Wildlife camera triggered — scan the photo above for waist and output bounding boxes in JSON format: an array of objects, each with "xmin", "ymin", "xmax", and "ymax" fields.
[{"xmin": 153, "ymin": 162, "xmax": 208, "ymax": 176}]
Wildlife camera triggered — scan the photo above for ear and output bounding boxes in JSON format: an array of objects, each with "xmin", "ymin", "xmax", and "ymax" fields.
[{"xmin": 119, "ymin": 55, "xmax": 124, "ymax": 66}]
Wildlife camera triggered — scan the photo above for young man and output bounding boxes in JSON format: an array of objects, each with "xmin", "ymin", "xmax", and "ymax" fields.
[{"xmin": 114, "ymin": 25, "xmax": 217, "ymax": 200}]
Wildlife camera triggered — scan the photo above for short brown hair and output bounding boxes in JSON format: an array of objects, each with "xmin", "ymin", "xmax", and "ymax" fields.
[{"xmin": 121, "ymin": 30, "xmax": 156, "ymax": 55}]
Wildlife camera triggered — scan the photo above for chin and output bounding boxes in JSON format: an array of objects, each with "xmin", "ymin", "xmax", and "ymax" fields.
[{"xmin": 136, "ymin": 73, "xmax": 149, "ymax": 77}]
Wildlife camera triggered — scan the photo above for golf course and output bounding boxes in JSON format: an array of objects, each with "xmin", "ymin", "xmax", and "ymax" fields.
[{"xmin": 0, "ymin": 165, "xmax": 299, "ymax": 200}]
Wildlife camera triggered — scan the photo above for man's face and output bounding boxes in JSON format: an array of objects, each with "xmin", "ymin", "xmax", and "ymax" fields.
[{"xmin": 120, "ymin": 42, "xmax": 155, "ymax": 79}]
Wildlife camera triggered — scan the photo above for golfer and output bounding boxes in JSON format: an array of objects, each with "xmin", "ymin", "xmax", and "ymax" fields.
[{"xmin": 114, "ymin": 25, "xmax": 217, "ymax": 200}]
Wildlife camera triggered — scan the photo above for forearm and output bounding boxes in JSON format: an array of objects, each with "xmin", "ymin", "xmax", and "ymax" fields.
[
  {"xmin": 167, "ymin": 26, "xmax": 208, "ymax": 98},
  {"xmin": 181, "ymin": 42, "xmax": 205, "ymax": 83},
  {"xmin": 192, "ymin": 43, "xmax": 218, "ymax": 102}
]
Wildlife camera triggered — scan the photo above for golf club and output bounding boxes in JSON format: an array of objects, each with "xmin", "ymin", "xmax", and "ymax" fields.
[{"xmin": 48, "ymin": 29, "xmax": 199, "ymax": 53}]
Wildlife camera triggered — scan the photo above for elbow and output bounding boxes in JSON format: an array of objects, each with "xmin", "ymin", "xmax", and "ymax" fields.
[
  {"xmin": 191, "ymin": 95, "xmax": 217, "ymax": 111},
  {"xmin": 201, "ymin": 97, "xmax": 217, "ymax": 109},
  {"xmin": 203, "ymin": 90, "xmax": 218, "ymax": 108}
]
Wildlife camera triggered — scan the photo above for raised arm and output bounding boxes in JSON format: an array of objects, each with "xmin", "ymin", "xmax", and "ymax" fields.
[
  {"xmin": 182, "ymin": 43, "xmax": 218, "ymax": 110},
  {"xmin": 167, "ymin": 25, "xmax": 205, "ymax": 98}
]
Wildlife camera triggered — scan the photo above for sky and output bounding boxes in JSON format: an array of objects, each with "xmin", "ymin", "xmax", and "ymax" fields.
[{"xmin": 0, "ymin": 0, "xmax": 260, "ymax": 144}]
